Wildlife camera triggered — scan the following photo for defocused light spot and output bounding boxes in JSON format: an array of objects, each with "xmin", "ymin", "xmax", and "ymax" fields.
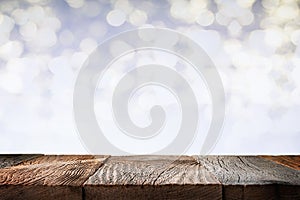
[
  {"xmin": 0, "ymin": 41, "xmax": 23, "ymax": 61},
  {"xmin": 106, "ymin": 9, "xmax": 126, "ymax": 27},
  {"xmin": 27, "ymin": 6, "xmax": 45, "ymax": 24},
  {"xmin": 215, "ymin": 12, "xmax": 231, "ymax": 25},
  {"xmin": 196, "ymin": 10, "xmax": 214, "ymax": 26},
  {"xmin": 224, "ymin": 39, "xmax": 242, "ymax": 54},
  {"xmin": 129, "ymin": 9, "xmax": 147, "ymax": 26},
  {"xmin": 170, "ymin": 0, "xmax": 199, "ymax": 23},
  {"xmin": 0, "ymin": 32, "xmax": 9, "ymax": 46},
  {"xmin": 190, "ymin": 0, "xmax": 207, "ymax": 9},
  {"xmin": 228, "ymin": 20, "xmax": 241, "ymax": 36},
  {"xmin": 291, "ymin": 29, "xmax": 300, "ymax": 45},
  {"xmin": 79, "ymin": 38, "xmax": 98, "ymax": 53},
  {"xmin": 262, "ymin": 0, "xmax": 280, "ymax": 11},
  {"xmin": 275, "ymin": 5, "xmax": 299, "ymax": 20},
  {"xmin": 71, "ymin": 52, "xmax": 88, "ymax": 70},
  {"xmin": 238, "ymin": 10, "xmax": 254, "ymax": 25},
  {"xmin": 35, "ymin": 28, "xmax": 57, "ymax": 48},
  {"xmin": 232, "ymin": 51, "xmax": 252, "ymax": 68},
  {"xmin": 26, "ymin": 0, "xmax": 48, "ymax": 4},
  {"xmin": 6, "ymin": 58, "xmax": 26, "ymax": 73},
  {"xmin": 0, "ymin": 1, "xmax": 18, "ymax": 13},
  {"xmin": 65, "ymin": 0, "xmax": 85, "ymax": 8},
  {"xmin": 265, "ymin": 28, "xmax": 284, "ymax": 48},
  {"xmin": 0, "ymin": 14, "xmax": 15, "ymax": 33},
  {"xmin": 41, "ymin": 17, "xmax": 61, "ymax": 32},
  {"xmin": 114, "ymin": 0, "xmax": 133, "ymax": 15},
  {"xmin": 0, "ymin": 71, "xmax": 23, "ymax": 94},
  {"xmin": 48, "ymin": 56, "xmax": 69, "ymax": 75},
  {"xmin": 248, "ymin": 30, "xmax": 275, "ymax": 55},
  {"xmin": 12, "ymin": 9, "xmax": 28, "ymax": 25},
  {"xmin": 20, "ymin": 21, "xmax": 37, "ymax": 41},
  {"xmin": 260, "ymin": 17, "xmax": 278, "ymax": 29},
  {"xmin": 59, "ymin": 30, "xmax": 74, "ymax": 46},
  {"xmin": 81, "ymin": 1, "xmax": 101, "ymax": 18},
  {"xmin": 237, "ymin": 0, "xmax": 256, "ymax": 8}
]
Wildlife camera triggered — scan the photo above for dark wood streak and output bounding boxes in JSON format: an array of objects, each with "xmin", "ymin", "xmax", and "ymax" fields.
[
  {"xmin": 84, "ymin": 155, "xmax": 222, "ymax": 200},
  {"xmin": 194, "ymin": 156, "xmax": 300, "ymax": 200},
  {"xmin": 0, "ymin": 154, "xmax": 43, "ymax": 169}
]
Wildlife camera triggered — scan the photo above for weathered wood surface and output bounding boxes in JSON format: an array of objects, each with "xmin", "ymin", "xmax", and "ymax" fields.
[
  {"xmin": 84, "ymin": 155, "xmax": 221, "ymax": 200},
  {"xmin": 0, "ymin": 155, "xmax": 109, "ymax": 200},
  {"xmin": 0, "ymin": 154, "xmax": 42, "ymax": 169},
  {"xmin": 194, "ymin": 156, "xmax": 300, "ymax": 200},
  {"xmin": 0, "ymin": 155, "xmax": 299, "ymax": 200},
  {"xmin": 262, "ymin": 155, "xmax": 300, "ymax": 170}
]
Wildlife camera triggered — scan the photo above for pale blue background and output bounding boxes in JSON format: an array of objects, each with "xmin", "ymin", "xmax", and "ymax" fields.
[{"xmin": 0, "ymin": 0, "xmax": 299, "ymax": 154}]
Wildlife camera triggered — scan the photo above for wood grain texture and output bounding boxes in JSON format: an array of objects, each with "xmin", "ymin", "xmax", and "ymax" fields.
[
  {"xmin": 0, "ymin": 155, "xmax": 299, "ymax": 200},
  {"xmin": 262, "ymin": 156, "xmax": 300, "ymax": 170},
  {"xmin": 194, "ymin": 156, "xmax": 300, "ymax": 200},
  {"xmin": 0, "ymin": 155, "xmax": 109, "ymax": 200},
  {"xmin": 0, "ymin": 154, "xmax": 42, "ymax": 169},
  {"xmin": 84, "ymin": 155, "xmax": 221, "ymax": 200}
]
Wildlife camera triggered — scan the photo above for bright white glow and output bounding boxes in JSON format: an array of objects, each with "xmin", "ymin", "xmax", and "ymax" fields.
[
  {"xmin": 215, "ymin": 12, "xmax": 231, "ymax": 25},
  {"xmin": 6, "ymin": 58, "xmax": 26, "ymax": 73},
  {"xmin": 34, "ymin": 28, "xmax": 57, "ymax": 48},
  {"xmin": 0, "ymin": 41, "xmax": 23, "ymax": 60},
  {"xmin": 20, "ymin": 21, "xmax": 37, "ymax": 41},
  {"xmin": 79, "ymin": 38, "xmax": 98, "ymax": 53},
  {"xmin": 196, "ymin": 10, "xmax": 214, "ymax": 26},
  {"xmin": 238, "ymin": 10, "xmax": 254, "ymax": 25},
  {"xmin": 265, "ymin": 28, "xmax": 284, "ymax": 48},
  {"xmin": 228, "ymin": 20, "xmax": 242, "ymax": 36},
  {"xmin": 65, "ymin": 0, "xmax": 85, "ymax": 8},
  {"xmin": 71, "ymin": 51, "xmax": 88, "ymax": 70},
  {"xmin": 0, "ymin": 14, "xmax": 14, "ymax": 33},
  {"xmin": 106, "ymin": 9, "xmax": 126, "ymax": 27},
  {"xmin": 41, "ymin": 17, "xmax": 61, "ymax": 32},
  {"xmin": 12, "ymin": 9, "xmax": 28, "ymax": 25},
  {"xmin": 0, "ymin": 0, "xmax": 299, "ymax": 154},
  {"xmin": 275, "ymin": 5, "xmax": 299, "ymax": 20},
  {"xmin": 81, "ymin": 1, "xmax": 101, "ymax": 18},
  {"xmin": 114, "ymin": 0, "xmax": 133, "ymax": 15},
  {"xmin": 236, "ymin": 0, "xmax": 255, "ymax": 8},
  {"xmin": 223, "ymin": 39, "xmax": 242, "ymax": 54},
  {"xmin": 27, "ymin": 6, "xmax": 45, "ymax": 24},
  {"xmin": 129, "ymin": 9, "xmax": 147, "ymax": 26},
  {"xmin": 291, "ymin": 29, "xmax": 300, "ymax": 45},
  {"xmin": 0, "ymin": 71, "xmax": 23, "ymax": 94}
]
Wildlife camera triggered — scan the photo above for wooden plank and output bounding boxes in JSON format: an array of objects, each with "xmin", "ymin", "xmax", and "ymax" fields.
[
  {"xmin": 0, "ymin": 185, "xmax": 81, "ymax": 200},
  {"xmin": 84, "ymin": 155, "xmax": 221, "ymax": 200},
  {"xmin": 0, "ymin": 155, "xmax": 109, "ymax": 200},
  {"xmin": 194, "ymin": 156, "xmax": 300, "ymax": 200},
  {"xmin": 0, "ymin": 154, "xmax": 43, "ymax": 169},
  {"xmin": 261, "ymin": 156, "xmax": 300, "ymax": 171}
]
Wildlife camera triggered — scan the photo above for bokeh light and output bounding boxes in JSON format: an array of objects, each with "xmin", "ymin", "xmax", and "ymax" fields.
[{"xmin": 0, "ymin": 0, "xmax": 299, "ymax": 154}]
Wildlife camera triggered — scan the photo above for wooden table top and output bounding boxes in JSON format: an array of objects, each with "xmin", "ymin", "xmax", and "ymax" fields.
[{"xmin": 0, "ymin": 155, "xmax": 299, "ymax": 200}]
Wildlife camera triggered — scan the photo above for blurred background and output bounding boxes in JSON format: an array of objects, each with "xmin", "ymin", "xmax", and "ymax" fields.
[{"xmin": 0, "ymin": 0, "xmax": 299, "ymax": 154}]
